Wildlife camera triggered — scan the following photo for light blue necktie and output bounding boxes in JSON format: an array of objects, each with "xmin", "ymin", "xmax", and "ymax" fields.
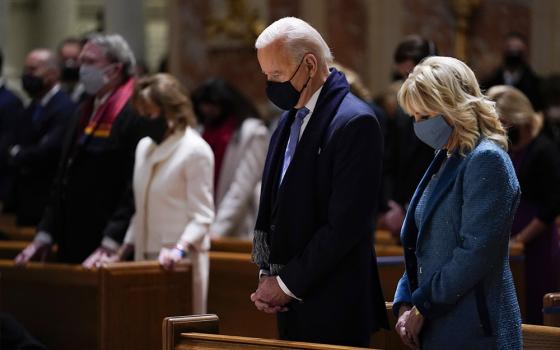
[{"xmin": 280, "ymin": 107, "xmax": 309, "ymax": 183}]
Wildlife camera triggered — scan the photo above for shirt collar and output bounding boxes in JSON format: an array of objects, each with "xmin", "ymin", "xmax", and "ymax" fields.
[
  {"xmin": 94, "ymin": 90, "xmax": 113, "ymax": 110},
  {"xmin": 304, "ymin": 85, "xmax": 323, "ymax": 114},
  {"xmin": 40, "ymin": 84, "xmax": 61, "ymax": 106}
]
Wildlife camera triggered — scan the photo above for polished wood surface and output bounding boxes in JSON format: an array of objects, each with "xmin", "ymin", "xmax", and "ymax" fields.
[
  {"xmin": 164, "ymin": 312, "xmax": 560, "ymax": 350},
  {"xmin": 522, "ymin": 324, "xmax": 560, "ymax": 349},
  {"xmin": 0, "ymin": 240, "xmax": 28, "ymax": 259},
  {"xmin": 544, "ymin": 292, "xmax": 560, "ymax": 327},
  {"xmin": 0, "ymin": 260, "xmax": 192, "ymax": 350}
]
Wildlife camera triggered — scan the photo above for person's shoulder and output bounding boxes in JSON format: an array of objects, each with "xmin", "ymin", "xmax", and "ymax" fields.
[
  {"xmin": 339, "ymin": 92, "xmax": 375, "ymax": 118},
  {"xmin": 53, "ymin": 89, "xmax": 76, "ymax": 110},
  {"xmin": 239, "ymin": 117, "xmax": 268, "ymax": 137},
  {"xmin": 466, "ymin": 138, "xmax": 513, "ymax": 174},
  {"xmin": 0, "ymin": 86, "xmax": 22, "ymax": 107},
  {"xmin": 182, "ymin": 127, "xmax": 214, "ymax": 159}
]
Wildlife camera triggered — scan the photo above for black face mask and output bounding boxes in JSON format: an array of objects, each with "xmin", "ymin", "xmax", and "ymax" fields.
[
  {"xmin": 265, "ymin": 56, "xmax": 311, "ymax": 110},
  {"xmin": 21, "ymin": 73, "xmax": 46, "ymax": 98},
  {"xmin": 61, "ymin": 64, "xmax": 80, "ymax": 82},
  {"xmin": 508, "ymin": 126, "xmax": 521, "ymax": 146},
  {"xmin": 504, "ymin": 51, "xmax": 524, "ymax": 69},
  {"xmin": 141, "ymin": 116, "xmax": 169, "ymax": 144}
]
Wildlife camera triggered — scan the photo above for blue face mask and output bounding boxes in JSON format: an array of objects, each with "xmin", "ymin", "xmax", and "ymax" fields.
[{"xmin": 413, "ymin": 114, "xmax": 453, "ymax": 150}]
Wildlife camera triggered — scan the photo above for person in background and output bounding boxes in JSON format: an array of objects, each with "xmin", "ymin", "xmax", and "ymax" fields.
[
  {"xmin": 380, "ymin": 35, "xmax": 437, "ymax": 239},
  {"xmin": 488, "ymin": 85, "xmax": 560, "ymax": 325},
  {"xmin": 393, "ymin": 56, "xmax": 521, "ymax": 349},
  {"xmin": 482, "ymin": 32, "xmax": 542, "ymax": 111},
  {"xmin": 540, "ymin": 74, "xmax": 560, "ymax": 148},
  {"xmin": 109, "ymin": 74, "xmax": 214, "ymax": 314},
  {"xmin": 250, "ymin": 17, "xmax": 388, "ymax": 346},
  {"xmin": 0, "ymin": 48, "xmax": 24, "ymax": 207},
  {"xmin": 15, "ymin": 34, "xmax": 146, "ymax": 265},
  {"xmin": 9, "ymin": 48, "xmax": 76, "ymax": 226},
  {"xmin": 191, "ymin": 79, "xmax": 268, "ymax": 239},
  {"xmin": 57, "ymin": 37, "xmax": 85, "ymax": 103}
]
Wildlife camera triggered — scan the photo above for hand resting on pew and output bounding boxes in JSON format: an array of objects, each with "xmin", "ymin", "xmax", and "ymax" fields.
[
  {"xmin": 82, "ymin": 245, "xmax": 118, "ymax": 269},
  {"xmin": 14, "ymin": 240, "xmax": 51, "ymax": 266}
]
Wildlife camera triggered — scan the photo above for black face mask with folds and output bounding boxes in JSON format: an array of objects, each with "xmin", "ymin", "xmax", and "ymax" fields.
[
  {"xmin": 265, "ymin": 56, "xmax": 311, "ymax": 110},
  {"xmin": 21, "ymin": 73, "xmax": 46, "ymax": 98},
  {"xmin": 62, "ymin": 65, "xmax": 80, "ymax": 82},
  {"xmin": 504, "ymin": 50, "xmax": 524, "ymax": 70},
  {"xmin": 508, "ymin": 126, "xmax": 521, "ymax": 146},
  {"xmin": 141, "ymin": 115, "xmax": 169, "ymax": 144}
]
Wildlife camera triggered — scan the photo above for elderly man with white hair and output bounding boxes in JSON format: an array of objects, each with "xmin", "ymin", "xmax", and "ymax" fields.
[
  {"xmin": 15, "ymin": 34, "xmax": 150, "ymax": 266},
  {"xmin": 250, "ymin": 17, "xmax": 388, "ymax": 346}
]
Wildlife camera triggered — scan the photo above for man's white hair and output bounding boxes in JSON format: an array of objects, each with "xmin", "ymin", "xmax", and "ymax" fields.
[
  {"xmin": 87, "ymin": 34, "xmax": 136, "ymax": 78},
  {"xmin": 255, "ymin": 17, "xmax": 333, "ymax": 66}
]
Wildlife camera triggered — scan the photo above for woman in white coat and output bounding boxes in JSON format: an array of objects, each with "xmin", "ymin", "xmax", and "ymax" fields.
[
  {"xmin": 118, "ymin": 74, "xmax": 214, "ymax": 314},
  {"xmin": 191, "ymin": 79, "xmax": 268, "ymax": 239}
]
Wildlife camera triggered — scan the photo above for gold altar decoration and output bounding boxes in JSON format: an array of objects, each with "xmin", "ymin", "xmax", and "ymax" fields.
[
  {"xmin": 452, "ymin": 0, "xmax": 481, "ymax": 61},
  {"xmin": 205, "ymin": 0, "xmax": 266, "ymax": 49}
]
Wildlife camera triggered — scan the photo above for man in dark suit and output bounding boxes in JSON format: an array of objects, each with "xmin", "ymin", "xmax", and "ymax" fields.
[
  {"xmin": 15, "ymin": 34, "xmax": 146, "ymax": 265},
  {"xmin": 250, "ymin": 17, "xmax": 388, "ymax": 347},
  {"xmin": 9, "ymin": 48, "xmax": 76, "ymax": 225},
  {"xmin": 482, "ymin": 32, "xmax": 543, "ymax": 111},
  {"xmin": 0, "ymin": 48, "xmax": 24, "ymax": 205}
]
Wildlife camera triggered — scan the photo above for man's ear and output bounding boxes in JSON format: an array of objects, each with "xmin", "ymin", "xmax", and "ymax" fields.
[{"xmin": 305, "ymin": 54, "xmax": 318, "ymax": 77}]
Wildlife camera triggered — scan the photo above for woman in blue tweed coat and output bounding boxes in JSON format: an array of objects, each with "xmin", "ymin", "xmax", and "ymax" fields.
[{"xmin": 392, "ymin": 56, "xmax": 522, "ymax": 350}]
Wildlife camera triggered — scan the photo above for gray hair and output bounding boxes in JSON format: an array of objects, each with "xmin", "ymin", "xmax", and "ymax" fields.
[
  {"xmin": 255, "ymin": 17, "xmax": 333, "ymax": 67},
  {"xmin": 87, "ymin": 34, "xmax": 136, "ymax": 78}
]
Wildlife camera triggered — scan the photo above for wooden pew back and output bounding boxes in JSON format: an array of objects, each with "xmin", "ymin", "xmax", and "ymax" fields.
[
  {"xmin": 163, "ymin": 313, "xmax": 560, "ymax": 350},
  {"xmin": 544, "ymin": 292, "xmax": 560, "ymax": 327},
  {"xmin": 0, "ymin": 260, "xmax": 191, "ymax": 350}
]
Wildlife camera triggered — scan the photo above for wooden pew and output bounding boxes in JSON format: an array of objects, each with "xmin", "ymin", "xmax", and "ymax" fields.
[
  {"xmin": 162, "ymin": 313, "xmax": 560, "ymax": 350},
  {"xmin": 544, "ymin": 292, "xmax": 560, "ymax": 327},
  {"xmin": 207, "ymin": 244, "xmax": 526, "ymax": 339},
  {"xmin": 0, "ymin": 240, "xmax": 27, "ymax": 259},
  {"xmin": 522, "ymin": 324, "xmax": 560, "ymax": 349},
  {"xmin": 0, "ymin": 260, "xmax": 192, "ymax": 350},
  {"xmin": 207, "ymin": 251, "xmax": 405, "ymax": 340},
  {"xmin": 162, "ymin": 314, "xmax": 374, "ymax": 350},
  {"xmin": 0, "ymin": 213, "xmax": 35, "ymax": 241}
]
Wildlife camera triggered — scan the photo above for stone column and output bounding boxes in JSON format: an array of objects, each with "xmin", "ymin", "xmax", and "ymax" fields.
[
  {"xmin": 104, "ymin": 0, "xmax": 146, "ymax": 63},
  {"xmin": 39, "ymin": 0, "xmax": 77, "ymax": 50},
  {"xmin": 531, "ymin": 0, "xmax": 560, "ymax": 75},
  {"xmin": 0, "ymin": 0, "xmax": 7, "ymax": 53},
  {"xmin": 366, "ymin": 0, "xmax": 403, "ymax": 96}
]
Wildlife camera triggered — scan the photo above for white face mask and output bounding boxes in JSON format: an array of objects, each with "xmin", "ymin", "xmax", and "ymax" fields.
[{"xmin": 79, "ymin": 64, "xmax": 112, "ymax": 95}]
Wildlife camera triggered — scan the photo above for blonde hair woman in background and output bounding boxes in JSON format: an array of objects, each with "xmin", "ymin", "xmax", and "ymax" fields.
[
  {"xmin": 392, "ymin": 56, "xmax": 522, "ymax": 349},
  {"xmin": 116, "ymin": 73, "xmax": 214, "ymax": 314},
  {"xmin": 488, "ymin": 85, "xmax": 560, "ymax": 325}
]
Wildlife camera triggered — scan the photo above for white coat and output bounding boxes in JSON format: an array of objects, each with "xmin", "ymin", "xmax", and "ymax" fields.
[
  {"xmin": 124, "ymin": 127, "xmax": 214, "ymax": 314},
  {"xmin": 210, "ymin": 118, "xmax": 269, "ymax": 238}
]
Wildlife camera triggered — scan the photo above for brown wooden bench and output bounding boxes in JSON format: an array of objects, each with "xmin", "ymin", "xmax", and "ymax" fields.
[
  {"xmin": 162, "ymin": 314, "xmax": 375, "ymax": 350},
  {"xmin": 162, "ymin": 312, "xmax": 560, "ymax": 350},
  {"xmin": 544, "ymin": 292, "xmax": 560, "ymax": 327},
  {"xmin": 0, "ymin": 260, "xmax": 192, "ymax": 350},
  {"xmin": 0, "ymin": 240, "xmax": 27, "ymax": 259},
  {"xmin": 207, "ymin": 244, "xmax": 526, "ymax": 338}
]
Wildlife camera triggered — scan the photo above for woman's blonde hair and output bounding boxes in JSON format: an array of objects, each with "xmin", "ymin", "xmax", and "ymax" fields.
[
  {"xmin": 133, "ymin": 73, "xmax": 197, "ymax": 131},
  {"xmin": 398, "ymin": 56, "xmax": 508, "ymax": 154},
  {"xmin": 487, "ymin": 85, "xmax": 543, "ymax": 138}
]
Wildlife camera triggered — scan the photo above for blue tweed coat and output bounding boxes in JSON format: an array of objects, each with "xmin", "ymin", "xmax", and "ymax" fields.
[{"xmin": 393, "ymin": 139, "xmax": 522, "ymax": 349}]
